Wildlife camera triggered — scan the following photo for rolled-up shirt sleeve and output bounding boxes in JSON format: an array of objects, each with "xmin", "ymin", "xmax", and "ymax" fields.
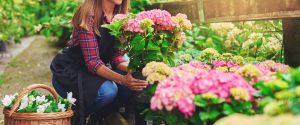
[
  {"xmin": 111, "ymin": 48, "xmax": 127, "ymax": 67},
  {"xmin": 78, "ymin": 29, "xmax": 104, "ymax": 74}
]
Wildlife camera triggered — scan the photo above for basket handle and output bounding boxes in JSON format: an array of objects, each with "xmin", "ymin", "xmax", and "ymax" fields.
[{"xmin": 8, "ymin": 84, "xmax": 60, "ymax": 117}]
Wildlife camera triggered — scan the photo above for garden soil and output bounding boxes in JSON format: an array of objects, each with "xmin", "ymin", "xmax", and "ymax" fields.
[{"xmin": 0, "ymin": 36, "xmax": 59, "ymax": 124}]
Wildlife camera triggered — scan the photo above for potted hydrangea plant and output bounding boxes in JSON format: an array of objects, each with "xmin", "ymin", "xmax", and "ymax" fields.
[{"xmin": 102, "ymin": 9, "xmax": 192, "ymax": 73}]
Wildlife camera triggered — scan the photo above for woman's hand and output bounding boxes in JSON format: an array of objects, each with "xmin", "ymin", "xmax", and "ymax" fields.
[{"xmin": 121, "ymin": 73, "xmax": 148, "ymax": 91}]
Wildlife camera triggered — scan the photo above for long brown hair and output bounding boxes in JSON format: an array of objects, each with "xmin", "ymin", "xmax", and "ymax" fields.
[{"xmin": 72, "ymin": 0, "xmax": 129, "ymax": 36}]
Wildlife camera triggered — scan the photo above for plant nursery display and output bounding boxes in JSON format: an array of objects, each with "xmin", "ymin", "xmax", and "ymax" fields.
[
  {"xmin": 184, "ymin": 21, "xmax": 283, "ymax": 63},
  {"xmin": 141, "ymin": 58, "xmax": 291, "ymax": 125},
  {"xmin": 214, "ymin": 67, "xmax": 300, "ymax": 125},
  {"xmin": 102, "ymin": 9, "xmax": 192, "ymax": 72}
]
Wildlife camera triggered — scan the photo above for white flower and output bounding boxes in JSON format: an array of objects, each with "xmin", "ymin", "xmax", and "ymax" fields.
[
  {"xmin": 28, "ymin": 95, "xmax": 36, "ymax": 103},
  {"xmin": 34, "ymin": 24, "xmax": 43, "ymax": 32},
  {"xmin": 18, "ymin": 95, "xmax": 29, "ymax": 111},
  {"xmin": 210, "ymin": 22, "xmax": 235, "ymax": 36},
  {"xmin": 36, "ymin": 95, "xmax": 48, "ymax": 104},
  {"xmin": 37, "ymin": 103, "xmax": 50, "ymax": 113},
  {"xmin": 67, "ymin": 92, "xmax": 76, "ymax": 105},
  {"xmin": 58, "ymin": 102, "xmax": 66, "ymax": 112},
  {"xmin": 2, "ymin": 95, "xmax": 14, "ymax": 107}
]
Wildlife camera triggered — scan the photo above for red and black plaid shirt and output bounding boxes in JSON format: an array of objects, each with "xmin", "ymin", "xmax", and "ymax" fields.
[{"xmin": 68, "ymin": 15, "xmax": 127, "ymax": 74}]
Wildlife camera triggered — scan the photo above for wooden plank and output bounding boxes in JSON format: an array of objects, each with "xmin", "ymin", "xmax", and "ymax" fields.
[
  {"xmin": 149, "ymin": 0, "xmax": 300, "ymax": 23},
  {"xmin": 147, "ymin": 0, "xmax": 200, "ymax": 22},
  {"xmin": 203, "ymin": 0, "xmax": 300, "ymax": 22},
  {"xmin": 283, "ymin": 18, "xmax": 300, "ymax": 67}
]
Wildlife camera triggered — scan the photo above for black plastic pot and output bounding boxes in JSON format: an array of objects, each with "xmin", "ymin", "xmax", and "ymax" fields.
[
  {"xmin": 131, "ymin": 72, "xmax": 153, "ymax": 125},
  {"xmin": 0, "ymin": 41, "xmax": 7, "ymax": 52}
]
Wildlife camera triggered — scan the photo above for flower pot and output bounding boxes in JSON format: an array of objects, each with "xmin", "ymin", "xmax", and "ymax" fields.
[
  {"xmin": 131, "ymin": 72, "xmax": 154, "ymax": 125},
  {"xmin": 0, "ymin": 42, "xmax": 7, "ymax": 52},
  {"xmin": 132, "ymin": 72, "xmax": 152, "ymax": 103}
]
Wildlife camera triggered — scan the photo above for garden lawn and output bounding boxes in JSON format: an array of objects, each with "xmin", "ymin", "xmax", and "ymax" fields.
[{"xmin": 0, "ymin": 36, "xmax": 59, "ymax": 123}]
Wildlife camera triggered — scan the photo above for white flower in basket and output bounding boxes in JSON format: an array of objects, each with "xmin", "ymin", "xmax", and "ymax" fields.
[
  {"xmin": 18, "ymin": 95, "xmax": 29, "ymax": 111},
  {"xmin": 67, "ymin": 92, "xmax": 76, "ymax": 105},
  {"xmin": 2, "ymin": 95, "xmax": 14, "ymax": 107},
  {"xmin": 36, "ymin": 95, "xmax": 48, "ymax": 104},
  {"xmin": 37, "ymin": 103, "xmax": 50, "ymax": 113},
  {"xmin": 58, "ymin": 102, "xmax": 66, "ymax": 112}
]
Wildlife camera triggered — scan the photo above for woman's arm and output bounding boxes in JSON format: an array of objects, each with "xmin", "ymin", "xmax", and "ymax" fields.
[
  {"xmin": 116, "ymin": 61, "xmax": 129, "ymax": 72},
  {"xmin": 96, "ymin": 65, "xmax": 147, "ymax": 91}
]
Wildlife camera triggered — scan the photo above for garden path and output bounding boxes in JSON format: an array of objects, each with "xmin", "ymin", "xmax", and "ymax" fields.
[{"xmin": 0, "ymin": 36, "xmax": 59, "ymax": 124}]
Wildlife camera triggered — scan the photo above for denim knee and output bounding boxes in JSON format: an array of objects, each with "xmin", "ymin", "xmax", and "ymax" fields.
[{"xmin": 95, "ymin": 80, "xmax": 118, "ymax": 106}]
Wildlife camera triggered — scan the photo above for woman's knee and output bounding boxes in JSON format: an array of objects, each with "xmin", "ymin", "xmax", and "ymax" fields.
[{"xmin": 95, "ymin": 81, "xmax": 118, "ymax": 105}]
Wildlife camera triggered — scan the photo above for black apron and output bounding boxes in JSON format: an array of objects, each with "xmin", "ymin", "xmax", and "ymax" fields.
[{"xmin": 50, "ymin": 27, "xmax": 119, "ymax": 125}]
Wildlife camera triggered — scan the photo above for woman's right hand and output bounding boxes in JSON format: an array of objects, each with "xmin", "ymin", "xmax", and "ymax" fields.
[{"xmin": 121, "ymin": 73, "xmax": 148, "ymax": 91}]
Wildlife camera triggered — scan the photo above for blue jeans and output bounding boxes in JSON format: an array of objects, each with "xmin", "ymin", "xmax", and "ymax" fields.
[{"xmin": 52, "ymin": 79, "xmax": 132, "ymax": 116}]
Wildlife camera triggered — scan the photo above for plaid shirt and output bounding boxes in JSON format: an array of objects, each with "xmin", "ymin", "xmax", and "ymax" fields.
[{"xmin": 68, "ymin": 16, "xmax": 127, "ymax": 74}]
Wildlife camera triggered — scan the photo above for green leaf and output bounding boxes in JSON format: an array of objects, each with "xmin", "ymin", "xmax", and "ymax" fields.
[
  {"xmin": 131, "ymin": 35, "xmax": 145, "ymax": 51},
  {"xmin": 148, "ymin": 83, "xmax": 158, "ymax": 95},
  {"xmin": 195, "ymin": 95, "xmax": 207, "ymax": 107},
  {"xmin": 208, "ymin": 110, "xmax": 220, "ymax": 120},
  {"xmin": 223, "ymin": 104, "xmax": 235, "ymax": 115},
  {"xmin": 190, "ymin": 114, "xmax": 201, "ymax": 125},
  {"xmin": 242, "ymin": 102, "xmax": 252, "ymax": 109},
  {"xmin": 199, "ymin": 112, "xmax": 209, "ymax": 120},
  {"xmin": 256, "ymin": 38, "xmax": 263, "ymax": 47},
  {"xmin": 162, "ymin": 40, "xmax": 171, "ymax": 48},
  {"xmin": 147, "ymin": 41, "xmax": 160, "ymax": 50},
  {"xmin": 211, "ymin": 98, "xmax": 225, "ymax": 104}
]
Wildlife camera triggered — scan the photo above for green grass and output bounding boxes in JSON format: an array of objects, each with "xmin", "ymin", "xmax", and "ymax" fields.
[{"xmin": 0, "ymin": 74, "xmax": 5, "ymax": 86}]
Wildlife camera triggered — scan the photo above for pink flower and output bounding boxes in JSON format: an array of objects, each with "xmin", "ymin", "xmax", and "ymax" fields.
[
  {"xmin": 176, "ymin": 97, "xmax": 195, "ymax": 118},
  {"xmin": 112, "ymin": 14, "xmax": 127, "ymax": 22},
  {"xmin": 227, "ymin": 61, "xmax": 239, "ymax": 68},
  {"xmin": 190, "ymin": 70, "xmax": 257, "ymax": 100},
  {"xmin": 189, "ymin": 60, "xmax": 211, "ymax": 70},
  {"xmin": 136, "ymin": 9, "xmax": 175, "ymax": 31},
  {"xmin": 213, "ymin": 60, "xmax": 227, "ymax": 67},
  {"xmin": 123, "ymin": 19, "xmax": 144, "ymax": 33},
  {"xmin": 150, "ymin": 61, "xmax": 257, "ymax": 118}
]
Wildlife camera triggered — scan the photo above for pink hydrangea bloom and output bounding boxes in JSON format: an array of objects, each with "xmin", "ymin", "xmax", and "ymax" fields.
[
  {"xmin": 256, "ymin": 60, "xmax": 289, "ymax": 73},
  {"xmin": 123, "ymin": 19, "xmax": 144, "ymax": 33},
  {"xmin": 189, "ymin": 60, "xmax": 211, "ymax": 70},
  {"xmin": 151, "ymin": 72, "xmax": 195, "ymax": 117},
  {"xmin": 213, "ymin": 60, "xmax": 239, "ymax": 69},
  {"xmin": 151, "ymin": 61, "xmax": 257, "ymax": 118},
  {"xmin": 136, "ymin": 9, "xmax": 175, "ymax": 31},
  {"xmin": 112, "ymin": 14, "xmax": 127, "ymax": 22},
  {"xmin": 190, "ymin": 70, "xmax": 257, "ymax": 100}
]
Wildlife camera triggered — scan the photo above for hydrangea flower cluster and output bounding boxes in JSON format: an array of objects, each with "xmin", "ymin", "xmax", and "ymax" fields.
[
  {"xmin": 191, "ymin": 70, "xmax": 257, "ymax": 100},
  {"xmin": 136, "ymin": 9, "xmax": 175, "ymax": 31},
  {"xmin": 112, "ymin": 14, "xmax": 127, "ymax": 22},
  {"xmin": 171, "ymin": 13, "xmax": 192, "ymax": 31},
  {"xmin": 151, "ymin": 61, "xmax": 257, "ymax": 118},
  {"xmin": 210, "ymin": 22, "xmax": 235, "ymax": 36},
  {"xmin": 142, "ymin": 62, "xmax": 173, "ymax": 84},
  {"xmin": 212, "ymin": 60, "xmax": 239, "ymax": 72},
  {"xmin": 199, "ymin": 48, "xmax": 220, "ymax": 61},
  {"xmin": 256, "ymin": 60, "xmax": 290, "ymax": 74},
  {"xmin": 236, "ymin": 64, "xmax": 263, "ymax": 83},
  {"xmin": 150, "ymin": 68, "xmax": 196, "ymax": 118}
]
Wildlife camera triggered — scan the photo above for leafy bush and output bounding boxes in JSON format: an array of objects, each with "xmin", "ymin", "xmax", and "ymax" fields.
[
  {"xmin": 130, "ymin": 0, "xmax": 151, "ymax": 14},
  {"xmin": 0, "ymin": 0, "xmax": 39, "ymax": 43},
  {"xmin": 184, "ymin": 21, "xmax": 284, "ymax": 62}
]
